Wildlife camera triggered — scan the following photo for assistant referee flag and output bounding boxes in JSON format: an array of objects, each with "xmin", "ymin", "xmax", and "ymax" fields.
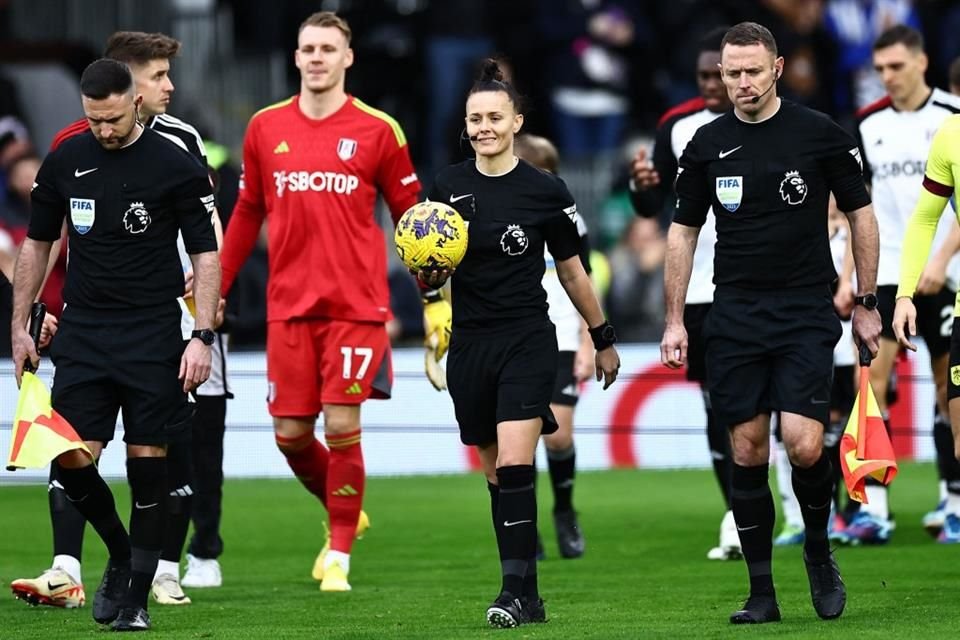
[
  {"xmin": 6, "ymin": 372, "xmax": 91, "ymax": 471},
  {"xmin": 840, "ymin": 345, "xmax": 897, "ymax": 503}
]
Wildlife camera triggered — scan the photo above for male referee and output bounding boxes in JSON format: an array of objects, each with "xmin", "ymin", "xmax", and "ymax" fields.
[
  {"xmin": 661, "ymin": 22, "xmax": 882, "ymax": 623},
  {"xmin": 10, "ymin": 59, "xmax": 219, "ymax": 631}
]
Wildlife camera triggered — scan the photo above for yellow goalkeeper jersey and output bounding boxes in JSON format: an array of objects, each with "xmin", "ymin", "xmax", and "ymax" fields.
[{"xmin": 897, "ymin": 114, "xmax": 960, "ymax": 315}]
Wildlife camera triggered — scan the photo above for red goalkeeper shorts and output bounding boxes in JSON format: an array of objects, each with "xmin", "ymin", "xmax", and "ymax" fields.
[{"xmin": 266, "ymin": 318, "xmax": 392, "ymax": 417}]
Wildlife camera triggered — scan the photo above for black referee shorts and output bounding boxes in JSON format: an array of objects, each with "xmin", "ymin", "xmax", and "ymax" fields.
[
  {"xmin": 551, "ymin": 350, "xmax": 578, "ymax": 407},
  {"xmin": 447, "ymin": 320, "xmax": 559, "ymax": 446},
  {"xmin": 704, "ymin": 286, "xmax": 841, "ymax": 428},
  {"xmin": 683, "ymin": 302, "xmax": 712, "ymax": 384},
  {"xmin": 49, "ymin": 303, "xmax": 194, "ymax": 447},
  {"xmin": 878, "ymin": 284, "xmax": 952, "ymax": 358}
]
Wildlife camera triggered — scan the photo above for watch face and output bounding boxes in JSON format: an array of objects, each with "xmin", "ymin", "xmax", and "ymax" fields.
[{"xmin": 601, "ymin": 326, "xmax": 617, "ymax": 342}]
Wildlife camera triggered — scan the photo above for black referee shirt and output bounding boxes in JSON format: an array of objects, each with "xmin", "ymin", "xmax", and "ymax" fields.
[
  {"xmin": 29, "ymin": 126, "xmax": 217, "ymax": 310},
  {"xmin": 674, "ymin": 99, "xmax": 870, "ymax": 291},
  {"xmin": 429, "ymin": 159, "xmax": 582, "ymax": 332}
]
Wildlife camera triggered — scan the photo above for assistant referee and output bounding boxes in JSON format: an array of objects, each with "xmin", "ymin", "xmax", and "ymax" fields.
[
  {"xmin": 660, "ymin": 22, "xmax": 881, "ymax": 624},
  {"xmin": 10, "ymin": 59, "xmax": 219, "ymax": 632}
]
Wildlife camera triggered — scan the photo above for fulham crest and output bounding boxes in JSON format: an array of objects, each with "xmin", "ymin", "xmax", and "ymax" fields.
[
  {"xmin": 779, "ymin": 170, "xmax": 808, "ymax": 206},
  {"xmin": 500, "ymin": 224, "xmax": 529, "ymax": 256},
  {"xmin": 123, "ymin": 201, "xmax": 151, "ymax": 234},
  {"xmin": 337, "ymin": 138, "xmax": 357, "ymax": 161}
]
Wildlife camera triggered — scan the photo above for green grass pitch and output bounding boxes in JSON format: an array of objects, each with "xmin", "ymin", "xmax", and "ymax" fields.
[{"xmin": 1, "ymin": 463, "xmax": 958, "ymax": 639}]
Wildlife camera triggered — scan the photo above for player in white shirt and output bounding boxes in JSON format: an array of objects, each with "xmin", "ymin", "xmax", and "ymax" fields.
[
  {"xmin": 850, "ymin": 25, "xmax": 960, "ymax": 544},
  {"xmin": 630, "ymin": 27, "xmax": 741, "ymax": 560},
  {"xmin": 515, "ymin": 134, "xmax": 592, "ymax": 559}
]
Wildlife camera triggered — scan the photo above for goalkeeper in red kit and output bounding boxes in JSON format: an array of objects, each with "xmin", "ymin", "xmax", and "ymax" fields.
[{"xmin": 219, "ymin": 11, "xmax": 434, "ymax": 592}]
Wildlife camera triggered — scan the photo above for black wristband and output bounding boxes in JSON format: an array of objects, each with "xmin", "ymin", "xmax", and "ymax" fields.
[
  {"xmin": 588, "ymin": 321, "xmax": 617, "ymax": 351},
  {"xmin": 422, "ymin": 289, "xmax": 444, "ymax": 304}
]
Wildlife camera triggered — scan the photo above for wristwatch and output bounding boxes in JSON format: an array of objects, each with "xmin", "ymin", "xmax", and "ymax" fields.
[
  {"xmin": 588, "ymin": 322, "xmax": 618, "ymax": 351},
  {"xmin": 191, "ymin": 328, "xmax": 216, "ymax": 346},
  {"xmin": 854, "ymin": 293, "xmax": 879, "ymax": 310}
]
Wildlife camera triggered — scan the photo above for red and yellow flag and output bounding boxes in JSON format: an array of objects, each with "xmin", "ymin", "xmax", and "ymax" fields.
[
  {"xmin": 839, "ymin": 369, "xmax": 897, "ymax": 503},
  {"xmin": 6, "ymin": 372, "xmax": 92, "ymax": 471}
]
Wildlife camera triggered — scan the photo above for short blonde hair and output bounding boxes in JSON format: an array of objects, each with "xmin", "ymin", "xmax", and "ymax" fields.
[
  {"xmin": 515, "ymin": 134, "xmax": 559, "ymax": 174},
  {"xmin": 298, "ymin": 11, "xmax": 352, "ymax": 44}
]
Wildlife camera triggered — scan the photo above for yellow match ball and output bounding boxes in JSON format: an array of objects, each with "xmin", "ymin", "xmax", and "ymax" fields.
[{"xmin": 394, "ymin": 201, "xmax": 469, "ymax": 271}]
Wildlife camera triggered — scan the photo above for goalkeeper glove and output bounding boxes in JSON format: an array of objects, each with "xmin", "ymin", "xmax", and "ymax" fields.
[
  {"xmin": 424, "ymin": 337, "xmax": 448, "ymax": 390},
  {"xmin": 422, "ymin": 289, "xmax": 452, "ymax": 390},
  {"xmin": 422, "ymin": 289, "xmax": 452, "ymax": 359}
]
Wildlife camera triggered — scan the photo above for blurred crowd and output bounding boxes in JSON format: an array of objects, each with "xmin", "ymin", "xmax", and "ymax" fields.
[{"xmin": 3, "ymin": 0, "xmax": 960, "ymax": 349}]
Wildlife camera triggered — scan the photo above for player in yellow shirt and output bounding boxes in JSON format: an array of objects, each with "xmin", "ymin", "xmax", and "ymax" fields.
[{"xmin": 893, "ymin": 113, "xmax": 960, "ymax": 544}]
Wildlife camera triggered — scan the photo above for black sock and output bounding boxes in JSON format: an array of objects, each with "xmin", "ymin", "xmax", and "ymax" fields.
[
  {"xmin": 490, "ymin": 479, "xmax": 539, "ymax": 601},
  {"xmin": 495, "ymin": 465, "xmax": 536, "ymax": 598},
  {"xmin": 126, "ymin": 457, "xmax": 168, "ymax": 609},
  {"xmin": 705, "ymin": 401, "xmax": 732, "ymax": 509},
  {"xmin": 56, "ymin": 463, "xmax": 130, "ymax": 563},
  {"xmin": 934, "ymin": 414, "xmax": 959, "ymax": 489},
  {"xmin": 823, "ymin": 418, "xmax": 845, "ymax": 511},
  {"xmin": 161, "ymin": 443, "xmax": 193, "ymax": 564},
  {"xmin": 792, "ymin": 453, "xmax": 833, "ymax": 563},
  {"xmin": 731, "ymin": 463, "xmax": 775, "ymax": 597},
  {"xmin": 546, "ymin": 445, "xmax": 576, "ymax": 514},
  {"xmin": 49, "ymin": 463, "xmax": 87, "ymax": 560}
]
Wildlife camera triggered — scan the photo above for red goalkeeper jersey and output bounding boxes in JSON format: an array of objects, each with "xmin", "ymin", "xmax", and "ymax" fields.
[{"xmin": 221, "ymin": 95, "xmax": 421, "ymax": 322}]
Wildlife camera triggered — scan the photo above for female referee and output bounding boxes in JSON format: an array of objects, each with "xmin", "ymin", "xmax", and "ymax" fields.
[{"xmin": 420, "ymin": 59, "xmax": 620, "ymax": 628}]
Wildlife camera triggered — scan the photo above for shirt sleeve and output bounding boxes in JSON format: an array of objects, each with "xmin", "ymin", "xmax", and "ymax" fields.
[
  {"xmin": 220, "ymin": 116, "xmax": 267, "ymax": 295},
  {"xmin": 177, "ymin": 170, "xmax": 219, "ymax": 254},
  {"xmin": 542, "ymin": 181, "xmax": 582, "ymax": 262},
  {"xmin": 897, "ymin": 122, "xmax": 957, "ymax": 298},
  {"xmin": 27, "ymin": 151, "xmax": 66, "ymax": 242},
  {"xmin": 673, "ymin": 132, "xmax": 711, "ymax": 227},
  {"xmin": 375, "ymin": 124, "xmax": 421, "ymax": 224},
  {"xmin": 819, "ymin": 118, "xmax": 871, "ymax": 212}
]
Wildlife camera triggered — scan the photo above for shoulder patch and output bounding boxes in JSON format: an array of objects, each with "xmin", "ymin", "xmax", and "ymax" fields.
[{"xmin": 352, "ymin": 98, "xmax": 407, "ymax": 147}]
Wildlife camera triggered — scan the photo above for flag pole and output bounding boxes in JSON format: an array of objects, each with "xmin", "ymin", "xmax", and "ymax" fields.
[
  {"xmin": 22, "ymin": 302, "xmax": 46, "ymax": 374},
  {"xmin": 857, "ymin": 342, "xmax": 872, "ymax": 460}
]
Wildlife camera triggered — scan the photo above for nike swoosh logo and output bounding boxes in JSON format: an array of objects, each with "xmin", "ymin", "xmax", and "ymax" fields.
[
  {"xmin": 520, "ymin": 402, "xmax": 539, "ymax": 410},
  {"xmin": 810, "ymin": 398, "xmax": 829, "ymax": 405},
  {"xmin": 134, "ymin": 501, "xmax": 159, "ymax": 509},
  {"xmin": 718, "ymin": 146, "xmax": 742, "ymax": 159},
  {"xmin": 74, "ymin": 168, "xmax": 98, "ymax": 178},
  {"xmin": 47, "ymin": 582, "xmax": 68, "ymax": 591},
  {"xmin": 449, "ymin": 193, "xmax": 473, "ymax": 203},
  {"xmin": 737, "ymin": 524, "xmax": 759, "ymax": 532},
  {"xmin": 503, "ymin": 519, "xmax": 533, "ymax": 527}
]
